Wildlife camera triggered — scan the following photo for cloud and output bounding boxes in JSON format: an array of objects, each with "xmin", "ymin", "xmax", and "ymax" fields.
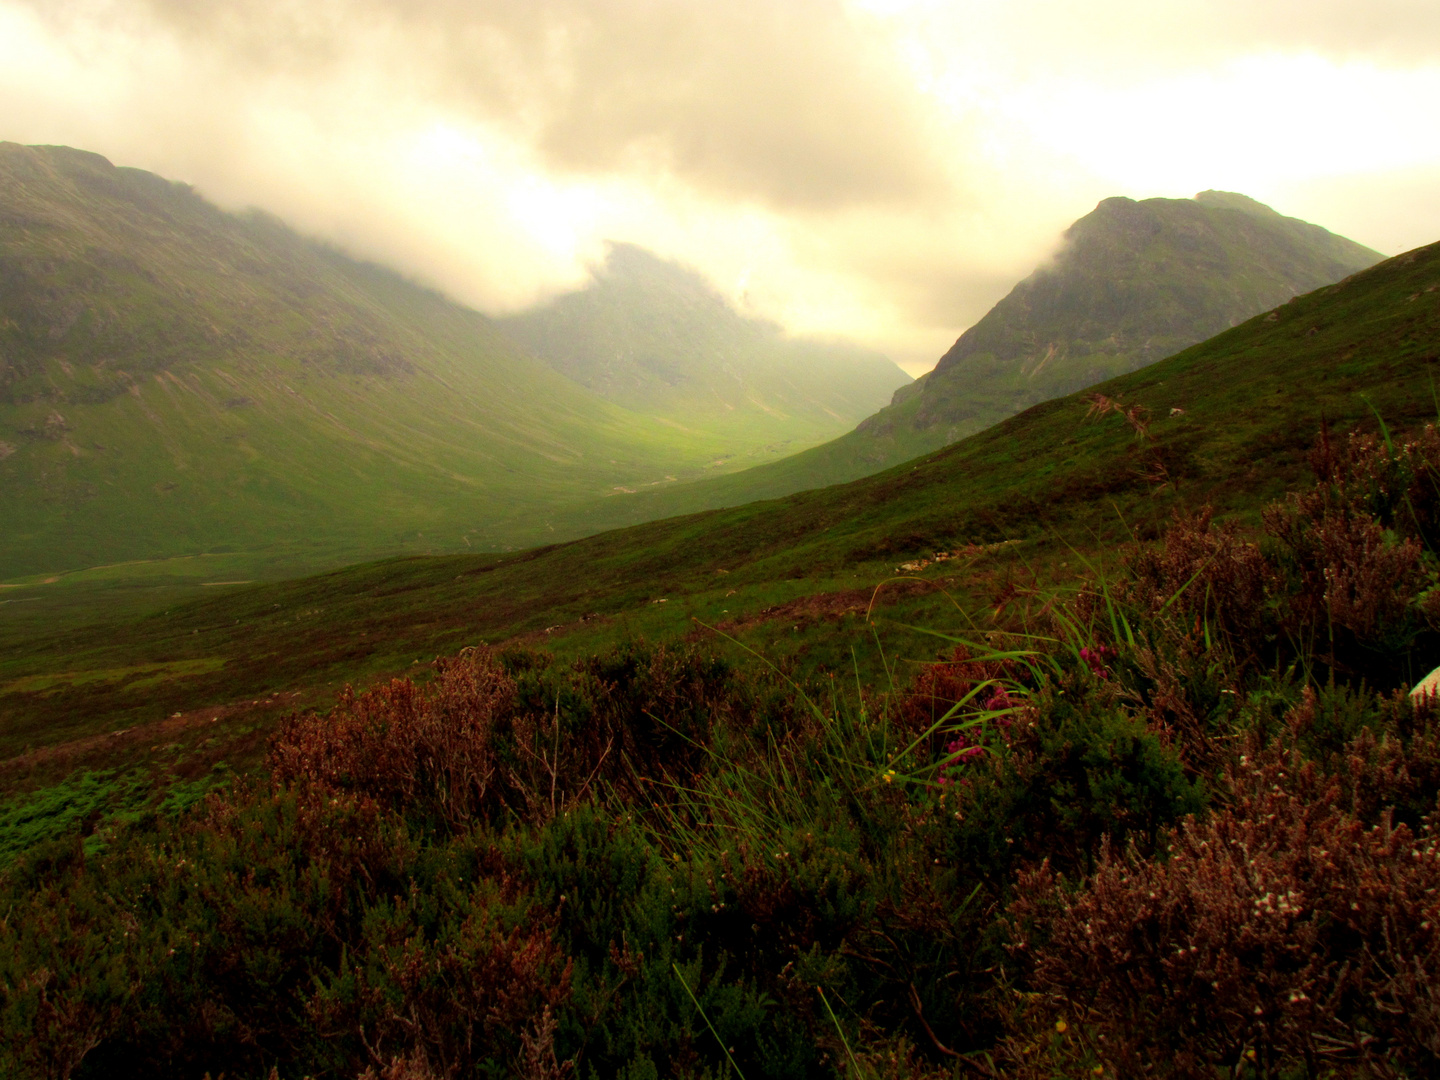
[
  {"xmin": 4, "ymin": 0, "xmax": 1440, "ymax": 373},
  {"xmin": 40, "ymin": 0, "xmax": 953, "ymax": 212}
]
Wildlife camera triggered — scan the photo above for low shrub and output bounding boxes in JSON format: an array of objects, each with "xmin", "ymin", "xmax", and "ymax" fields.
[
  {"xmin": 6, "ymin": 422, "xmax": 1440, "ymax": 1078},
  {"xmin": 1008, "ymin": 723, "xmax": 1440, "ymax": 1078}
]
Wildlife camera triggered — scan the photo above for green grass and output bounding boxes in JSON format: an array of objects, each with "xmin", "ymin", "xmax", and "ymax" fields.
[
  {"xmin": 0, "ymin": 762, "xmax": 232, "ymax": 864},
  {"xmin": 1, "ymin": 236, "xmax": 1437, "ymax": 794},
  {"xmin": 0, "ymin": 144, "xmax": 881, "ymax": 589}
]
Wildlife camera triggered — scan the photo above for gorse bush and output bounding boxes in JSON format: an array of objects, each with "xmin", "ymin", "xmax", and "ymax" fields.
[{"xmin": 3, "ymin": 422, "xmax": 1440, "ymax": 1079}]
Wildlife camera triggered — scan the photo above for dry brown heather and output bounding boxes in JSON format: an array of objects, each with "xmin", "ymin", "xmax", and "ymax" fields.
[{"xmin": 3, "ymin": 422, "xmax": 1440, "ymax": 1078}]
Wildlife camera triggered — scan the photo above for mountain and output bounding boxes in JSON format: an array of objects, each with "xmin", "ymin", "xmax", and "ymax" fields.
[
  {"xmin": 873, "ymin": 190, "xmax": 1384, "ymax": 446},
  {"xmin": 0, "ymin": 144, "xmax": 844, "ymax": 581},
  {"xmin": 497, "ymin": 241, "xmax": 909, "ymax": 443},
  {"xmin": 6, "ymin": 233, "xmax": 1437, "ymax": 748},
  {"xmin": 530, "ymin": 191, "xmax": 1384, "ymax": 531}
]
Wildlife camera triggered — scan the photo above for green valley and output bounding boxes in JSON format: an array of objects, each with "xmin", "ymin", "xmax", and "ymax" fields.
[
  {"xmin": 524, "ymin": 190, "xmax": 1385, "ymax": 536},
  {"xmin": 3, "ymin": 211, "xmax": 1439, "ymax": 1080},
  {"xmin": 0, "ymin": 144, "xmax": 896, "ymax": 598},
  {"xmin": 4, "ymin": 232, "xmax": 1436, "ymax": 766},
  {"xmin": 497, "ymin": 241, "xmax": 909, "ymax": 444}
]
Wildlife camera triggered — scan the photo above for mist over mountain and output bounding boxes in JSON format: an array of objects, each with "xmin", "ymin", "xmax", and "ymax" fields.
[
  {"xmin": 533, "ymin": 190, "xmax": 1384, "ymax": 529},
  {"xmin": 0, "ymin": 143, "xmax": 839, "ymax": 579},
  {"xmin": 497, "ymin": 242, "xmax": 909, "ymax": 440},
  {"xmin": 875, "ymin": 190, "xmax": 1384, "ymax": 446}
]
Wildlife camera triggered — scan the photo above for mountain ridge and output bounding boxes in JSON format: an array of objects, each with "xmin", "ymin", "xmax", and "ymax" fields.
[
  {"xmin": 901, "ymin": 189, "xmax": 1383, "ymax": 436},
  {"xmin": 497, "ymin": 189, "xmax": 1386, "ymax": 536},
  {"xmin": 0, "ymin": 143, "xmax": 889, "ymax": 580}
]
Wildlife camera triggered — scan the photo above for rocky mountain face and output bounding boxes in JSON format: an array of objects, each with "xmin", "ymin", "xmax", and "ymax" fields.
[{"xmin": 861, "ymin": 190, "xmax": 1383, "ymax": 445}]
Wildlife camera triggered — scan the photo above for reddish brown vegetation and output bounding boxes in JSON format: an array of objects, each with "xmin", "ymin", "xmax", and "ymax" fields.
[
  {"xmin": 1010, "ymin": 714, "xmax": 1440, "ymax": 1078},
  {"xmin": 269, "ymin": 651, "xmax": 517, "ymax": 831}
]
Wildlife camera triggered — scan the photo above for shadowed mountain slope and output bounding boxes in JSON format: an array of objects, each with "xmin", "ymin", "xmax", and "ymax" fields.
[
  {"xmin": 0, "ymin": 144, "xmax": 821, "ymax": 579},
  {"xmin": 497, "ymin": 241, "xmax": 909, "ymax": 443},
  {"xmin": 892, "ymin": 190, "xmax": 1384, "ymax": 440}
]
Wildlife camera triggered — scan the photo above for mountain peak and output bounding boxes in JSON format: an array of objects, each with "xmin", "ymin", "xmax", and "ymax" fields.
[
  {"xmin": 497, "ymin": 242, "xmax": 908, "ymax": 427},
  {"xmin": 1193, "ymin": 189, "xmax": 1282, "ymax": 217},
  {"xmin": 912, "ymin": 192, "xmax": 1382, "ymax": 430}
]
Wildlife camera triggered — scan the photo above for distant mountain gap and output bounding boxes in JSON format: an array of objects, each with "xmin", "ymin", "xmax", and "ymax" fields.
[
  {"xmin": 496, "ymin": 241, "xmax": 908, "ymax": 430},
  {"xmin": 516, "ymin": 190, "xmax": 1383, "ymax": 536}
]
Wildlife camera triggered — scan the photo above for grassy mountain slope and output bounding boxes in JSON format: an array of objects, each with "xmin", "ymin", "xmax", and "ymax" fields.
[
  {"xmin": 530, "ymin": 191, "xmax": 1385, "ymax": 532},
  {"xmin": 4, "ymin": 236, "xmax": 1437, "ymax": 760},
  {"xmin": 497, "ymin": 241, "xmax": 910, "ymax": 449},
  {"xmin": 0, "ymin": 144, "xmax": 819, "ymax": 581}
]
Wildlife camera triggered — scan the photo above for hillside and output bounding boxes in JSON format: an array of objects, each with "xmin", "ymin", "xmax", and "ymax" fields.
[
  {"xmin": 498, "ymin": 241, "xmax": 910, "ymax": 445},
  {"xmin": 525, "ymin": 190, "xmax": 1385, "ymax": 532},
  {"xmin": 3, "ymin": 232, "xmax": 1440, "ymax": 1080},
  {"xmin": 3, "ymin": 234, "xmax": 1437, "ymax": 761},
  {"xmin": 0, "ymin": 144, "xmax": 851, "ymax": 583}
]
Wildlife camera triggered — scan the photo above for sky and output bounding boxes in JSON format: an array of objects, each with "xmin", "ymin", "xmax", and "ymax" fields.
[{"xmin": 3, "ymin": 1, "xmax": 1439, "ymax": 375}]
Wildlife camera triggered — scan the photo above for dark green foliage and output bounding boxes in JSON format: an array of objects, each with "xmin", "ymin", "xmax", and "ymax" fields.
[
  {"xmin": 6, "ymin": 507, "xmax": 1440, "ymax": 1078},
  {"xmin": 1009, "ymin": 722, "xmax": 1440, "ymax": 1079},
  {"xmin": 947, "ymin": 678, "xmax": 1206, "ymax": 882},
  {"xmin": 0, "ymin": 766, "xmax": 231, "ymax": 867},
  {"xmin": 7, "ymin": 261, "xmax": 1440, "ymax": 1076}
]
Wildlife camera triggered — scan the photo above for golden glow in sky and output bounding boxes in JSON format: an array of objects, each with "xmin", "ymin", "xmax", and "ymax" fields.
[{"xmin": 2, "ymin": 0, "xmax": 1437, "ymax": 374}]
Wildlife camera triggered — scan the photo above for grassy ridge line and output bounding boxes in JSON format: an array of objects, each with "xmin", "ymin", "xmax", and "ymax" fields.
[{"xmin": 1, "ymin": 239, "xmax": 1437, "ymax": 760}]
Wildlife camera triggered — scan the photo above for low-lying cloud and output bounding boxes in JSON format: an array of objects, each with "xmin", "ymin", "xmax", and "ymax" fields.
[{"xmin": 5, "ymin": 0, "xmax": 1440, "ymax": 371}]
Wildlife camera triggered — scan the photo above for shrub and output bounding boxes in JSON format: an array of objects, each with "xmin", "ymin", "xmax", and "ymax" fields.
[
  {"xmin": 268, "ymin": 649, "xmax": 517, "ymax": 832},
  {"xmin": 946, "ymin": 677, "xmax": 1206, "ymax": 883},
  {"xmin": 1123, "ymin": 506, "xmax": 1274, "ymax": 657},
  {"xmin": 1264, "ymin": 426, "xmax": 1440, "ymax": 685},
  {"xmin": 0, "ymin": 843, "xmax": 150, "ymax": 1080},
  {"xmin": 306, "ymin": 878, "xmax": 571, "ymax": 1078},
  {"xmin": 1009, "ymin": 727, "xmax": 1440, "ymax": 1078}
]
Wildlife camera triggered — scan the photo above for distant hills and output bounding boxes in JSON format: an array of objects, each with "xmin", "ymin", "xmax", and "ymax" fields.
[
  {"xmin": 522, "ymin": 190, "xmax": 1385, "ymax": 531},
  {"xmin": 0, "ymin": 145, "xmax": 1388, "ymax": 590},
  {"xmin": 0, "ymin": 144, "xmax": 897, "ymax": 580},
  {"xmin": 498, "ymin": 241, "xmax": 909, "ymax": 443},
  {"xmin": 8, "ymin": 234, "xmax": 1437, "ymax": 743}
]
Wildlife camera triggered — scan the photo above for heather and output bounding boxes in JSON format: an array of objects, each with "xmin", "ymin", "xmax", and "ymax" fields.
[{"xmin": 2, "ymin": 422, "xmax": 1438, "ymax": 1079}]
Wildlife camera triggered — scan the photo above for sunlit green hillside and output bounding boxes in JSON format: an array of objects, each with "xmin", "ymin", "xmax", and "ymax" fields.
[
  {"xmin": 527, "ymin": 190, "xmax": 1384, "ymax": 532},
  {"xmin": 4, "ymin": 234, "xmax": 1436, "ymax": 761},
  {"xmin": 0, "ymin": 144, "xmax": 857, "ymax": 583}
]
